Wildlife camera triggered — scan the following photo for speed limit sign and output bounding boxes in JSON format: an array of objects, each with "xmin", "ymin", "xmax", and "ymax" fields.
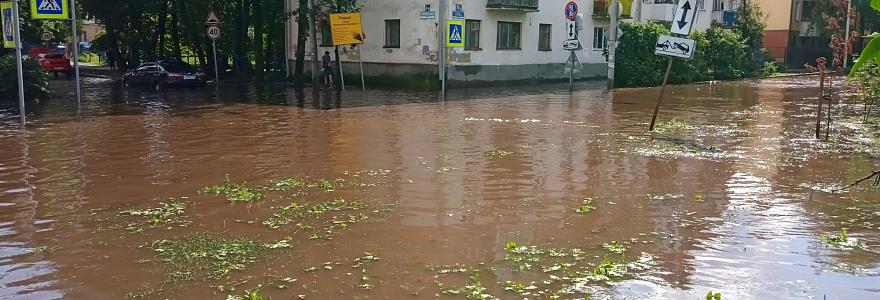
[
  {"xmin": 41, "ymin": 32, "xmax": 53, "ymax": 41},
  {"xmin": 206, "ymin": 25, "xmax": 221, "ymax": 40}
]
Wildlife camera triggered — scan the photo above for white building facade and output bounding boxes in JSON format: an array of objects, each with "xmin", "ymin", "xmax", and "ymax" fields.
[{"xmin": 286, "ymin": 0, "xmax": 738, "ymax": 86}]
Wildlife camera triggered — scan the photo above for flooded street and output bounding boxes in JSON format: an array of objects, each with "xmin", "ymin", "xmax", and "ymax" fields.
[{"xmin": 1, "ymin": 77, "xmax": 878, "ymax": 299}]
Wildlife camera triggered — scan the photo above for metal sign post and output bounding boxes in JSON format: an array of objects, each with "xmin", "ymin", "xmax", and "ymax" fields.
[
  {"xmin": 70, "ymin": 0, "xmax": 80, "ymax": 105},
  {"xmin": 564, "ymin": 1, "xmax": 579, "ymax": 92},
  {"xmin": 358, "ymin": 44, "xmax": 365, "ymax": 90},
  {"xmin": 11, "ymin": 0, "xmax": 25, "ymax": 125},
  {"xmin": 649, "ymin": 0, "xmax": 698, "ymax": 131},
  {"xmin": 205, "ymin": 10, "xmax": 221, "ymax": 86}
]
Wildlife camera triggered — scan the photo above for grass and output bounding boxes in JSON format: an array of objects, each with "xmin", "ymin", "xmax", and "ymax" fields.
[
  {"xmin": 149, "ymin": 234, "xmax": 290, "ymax": 281},
  {"xmin": 263, "ymin": 197, "xmax": 365, "ymax": 229},
  {"xmin": 120, "ymin": 199, "xmax": 187, "ymax": 225},
  {"xmin": 201, "ymin": 176, "xmax": 265, "ymax": 203}
]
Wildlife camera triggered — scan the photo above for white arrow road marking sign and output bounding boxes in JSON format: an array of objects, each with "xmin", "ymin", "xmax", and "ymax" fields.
[
  {"xmin": 566, "ymin": 20, "xmax": 577, "ymax": 40},
  {"xmin": 655, "ymin": 35, "xmax": 696, "ymax": 59},
  {"xmin": 671, "ymin": 0, "xmax": 697, "ymax": 36}
]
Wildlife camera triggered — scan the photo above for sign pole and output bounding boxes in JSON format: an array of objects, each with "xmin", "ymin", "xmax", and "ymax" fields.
[
  {"xmin": 569, "ymin": 51, "xmax": 574, "ymax": 92},
  {"xmin": 358, "ymin": 45, "xmax": 365, "ymax": 90},
  {"xmin": 439, "ymin": 0, "xmax": 447, "ymax": 100},
  {"xmin": 649, "ymin": 57, "xmax": 673, "ymax": 131},
  {"xmin": 70, "ymin": 0, "xmax": 80, "ymax": 105},
  {"xmin": 608, "ymin": 0, "xmax": 618, "ymax": 90},
  {"xmin": 338, "ymin": 55, "xmax": 345, "ymax": 91},
  {"xmin": 12, "ymin": 0, "xmax": 25, "ymax": 125},
  {"xmin": 213, "ymin": 39, "xmax": 219, "ymax": 86}
]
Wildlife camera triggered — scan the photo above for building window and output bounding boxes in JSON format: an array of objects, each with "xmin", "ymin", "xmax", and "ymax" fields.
[
  {"xmin": 592, "ymin": 27, "xmax": 608, "ymax": 50},
  {"xmin": 696, "ymin": 0, "xmax": 705, "ymax": 10},
  {"xmin": 384, "ymin": 19, "xmax": 400, "ymax": 48},
  {"xmin": 538, "ymin": 24, "xmax": 552, "ymax": 51},
  {"xmin": 496, "ymin": 21, "xmax": 521, "ymax": 50},
  {"xmin": 713, "ymin": 0, "xmax": 724, "ymax": 11},
  {"xmin": 796, "ymin": 1, "xmax": 815, "ymax": 21},
  {"xmin": 320, "ymin": 20, "xmax": 333, "ymax": 47},
  {"xmin": 465, "ymin": 19, "xmax": 481, "ymax": 50}
]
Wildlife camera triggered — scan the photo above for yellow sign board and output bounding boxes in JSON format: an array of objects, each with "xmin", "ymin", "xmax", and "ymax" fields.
[
  {"xmin": 329, "ymin": 13, "xmax": 364, "ymax": 46},
  {"xmin": 1, "ymin": 1, "xmax": 14, "ymax": 48},
  {"xmin": 446, "ymin": 20, "xmax": 464, "ymax": 48},
  {"xmin": 31, "ymin": 0, "xmax": 69, "ymax": 20}
]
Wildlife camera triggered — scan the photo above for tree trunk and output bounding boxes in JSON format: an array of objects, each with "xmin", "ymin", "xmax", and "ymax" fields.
[
  {"xmin": 149, "ymin": 4, "xmax": 169, "ymax": 60},
  {"xmin": 294, "ymin": 0, "xmax": 307, "ymax": 85},
  {"xmin": 253, "ymin": 0, "xmax": 264, "ymax": 80},
  {"xmin": 235, "ymin": 0, "xmax": 248, "ymax": 76},
  {"xmin": 171, "ymin": 3, "xmax": 182, "ymax": 61}
]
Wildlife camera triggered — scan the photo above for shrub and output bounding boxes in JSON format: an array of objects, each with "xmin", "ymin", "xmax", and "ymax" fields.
[
  {"xmin": 705, "ymin": 27, "xmax": 747, "ymax": 80},
  {"xmin": 0, "ymin": 55, "xmax": 50, "ymax": 102},
  {"xmin": 669, "ymin": 31, "xmax": 710, "ymax": 84},
  {"xmin": 852, "ymin": 61, "xmax": 880, "ymax": 107},
  {"xmin": 615, "ymin": 22, "xmax": 669, "ymax": 87},
  {"xmin": 761, "ymin": 61, "xmax": 780, "ymax": 77}
]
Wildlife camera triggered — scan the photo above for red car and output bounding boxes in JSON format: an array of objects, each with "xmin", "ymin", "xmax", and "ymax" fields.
[{"xmin": 39, "ymin": 54, "xmax": 73, "ymax": 77}]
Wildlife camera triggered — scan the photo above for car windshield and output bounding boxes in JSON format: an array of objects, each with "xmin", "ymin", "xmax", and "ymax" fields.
[
  {"xmin": 44, "ymin": 54, "xmax": 65, "ymax": 59},
  {"xmin": 160, "ymin": 62, "xmax": 197, "ymax": 73}
]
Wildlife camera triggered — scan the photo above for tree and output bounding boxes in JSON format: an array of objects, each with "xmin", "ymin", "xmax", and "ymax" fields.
[
  {"xmin": 850, "ymin": 0, "xmax": 880, "ymax": 76},
  {"xmin": 734, "ymin": 0, "xmax": 766, "ymax": 76}
]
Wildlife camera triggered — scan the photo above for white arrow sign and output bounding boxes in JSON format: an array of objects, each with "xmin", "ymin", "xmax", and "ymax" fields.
[
  {"xmin": 566, "ymin": 20, "xmax": 577, "ymax": 40},
  {"xmin": 671, "ymin": 0, "xmax": 697, "ymax": 36},
  {"xmin": 655, "ymin": 35, "xmax": 696, "ymax": 59}
]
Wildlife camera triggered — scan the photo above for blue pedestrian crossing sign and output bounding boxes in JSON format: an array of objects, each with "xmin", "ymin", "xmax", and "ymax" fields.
[
  {"xmin": 2, "ymin": 1, "xmax": 15, "ymax": 49},
  {"xmin": 32, "ymin": 0, "xmax": 69, "ymax": 20},
  {"xmin": 447, "ymin": 20, "xmax": 464, "ymax": 48}
]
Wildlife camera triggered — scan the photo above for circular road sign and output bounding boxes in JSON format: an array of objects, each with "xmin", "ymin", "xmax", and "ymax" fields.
[
  {"xmin": 206, "ymin": 25, "xmax": 221, "ymax": 40},
  {"xmin": 565, "ymin": 1, "xmax": 578, "ymax": 21},
  {"xmin": 41, "ymin": 32, "xmax": 53, "ymax": 41}
]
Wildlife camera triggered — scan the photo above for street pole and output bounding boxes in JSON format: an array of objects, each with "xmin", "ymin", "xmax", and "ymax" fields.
[
  {"xmin": 358, "ymin": 45, "xmax": 365, "ymax": 90},
  {"xmin": 70, "ymin": 0, "xmax": 81, "ymax": 105},
  {"xmin": 308, "ymin": 0, "xmax": 320, "ymax": 95},
  {"xmin": 284, "ymin": 0, "xmax": 290, "ymax": 79},
  {"xmin": 568, "ymin": 51, "xmax": 574, "ymax": 92},
  {"xmin": 635, "ymin": 0, "xmax": 642, "ymax": 21},
  {"xmin": 213, "ymin": 40, "xmax": 219, "ymax": 86},
  {"xmin": 12, "ymin": 0, "xmax": 25, "ymax": 125},
  {"xmin": 649, "ymin": 57, "xmax": 673, "ymax": 131},
  {"xmin": 439, "ymin": 0, "xmax": 447, "ymax": 100},
  {"xmin": 338, "ymin": 54, "xmax": 345, "ymax": 91},
  {"xmin": 607, "ymin": 0, "xmax": 619, "ymax": 90},
  {"xmin": 843, "ymin": 0, "xmax": 852, "ymax": 70}
]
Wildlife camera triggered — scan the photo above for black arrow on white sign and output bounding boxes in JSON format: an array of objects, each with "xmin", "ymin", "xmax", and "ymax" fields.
[{"xmin": 677, "ymin": 1, "xmax": 692, "ymax": 30}]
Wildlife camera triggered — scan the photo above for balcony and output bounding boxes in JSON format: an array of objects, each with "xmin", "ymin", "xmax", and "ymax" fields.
[
  {"xmin": 486, "ymin": 0, "xmax": 539, "ymax": 12},
  {"xmin": 592, "ymin": 0, "xmax": 632, "ymax": 19}
]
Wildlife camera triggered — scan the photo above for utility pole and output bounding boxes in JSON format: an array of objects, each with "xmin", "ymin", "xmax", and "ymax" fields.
[
  {"xmin": 439, "ymin": 0, "xmax": 447, "ymax": 100},
  {"xmin": 607, "ymin": 0, "xmax": 619, "ymax": 89},
  {"xmin": 12, "ymin": 0, "xmax": 25, "ymax": 125},
  {"xmin": 284, "ymin": 0, "xmax": 290, "ymax": 79},
  {"xmin": 308, "ymin": 0, "xmax": 320, "ymax": 97},
  {"xmin": 843, "ymin": 0, "xmax": 852, "ymax": 70},
  {"xmin": 70, "ymin": 0, "xmax": 81, "ymax": 105}
]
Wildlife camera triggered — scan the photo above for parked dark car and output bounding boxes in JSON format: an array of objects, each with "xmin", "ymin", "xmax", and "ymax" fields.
[{"xmin": 122, "ymin": 61, "xmax": 206, "ymax": 91}]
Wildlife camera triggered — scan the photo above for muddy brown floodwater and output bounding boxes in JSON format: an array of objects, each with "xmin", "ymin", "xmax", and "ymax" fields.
[{"xmin": 1, "ymin": 76, "xmax": 879, "ymax": 300}]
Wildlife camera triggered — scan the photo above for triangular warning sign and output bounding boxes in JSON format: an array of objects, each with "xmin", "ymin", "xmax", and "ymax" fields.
[
  {"xmin": 205, "ymin": 11, "xmax": 220, "ymax": 25},
  {"xmin": 38, "ymin": 0, "xmax": 62, "ymax": 11}
]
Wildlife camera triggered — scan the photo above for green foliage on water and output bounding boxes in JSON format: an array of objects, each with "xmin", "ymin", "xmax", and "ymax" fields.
[
  {"xmin": 602, "ymin": 241, "xmax": 626, "ymax": 254},
  {"xmin": 820, "ymin": 228, "xmax": 867, "ymax": 250},
  {"xmin": 201, "ymin": 176, "xmax": 265, "ymax": 203},
  {"xmin": 227, "ymin": 289, "xmax": 270, "ymax": 300},
  {"xmin": 706, "ymin": 291, "xmax": 722, "ymax": 300},
  {"xmin": 484, "ymin": 148, "xmax": 514, "ymax": 158},
  {"xmin": 576, "ymin": 198, "xmax": 595, "ymax": 214},
  {"xmin": 149, "ymin": 234, "xmax": 290, "ymax": 281},
  {"xmin": 120, "ymin": 199, "xmax": 187, "ymax": 225},
  {"xmin": 652, "ymin": 119, "xmax": 689, "ymax": 138},
  {"xmin": 263, "ymin": 197, "xmax": 365, "ymax": 229}
]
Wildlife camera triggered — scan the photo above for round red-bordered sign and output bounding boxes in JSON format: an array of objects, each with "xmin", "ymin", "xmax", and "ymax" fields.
[{"xmin": 564, "ymin": 1, "xmax": 578, "ymax": 21}]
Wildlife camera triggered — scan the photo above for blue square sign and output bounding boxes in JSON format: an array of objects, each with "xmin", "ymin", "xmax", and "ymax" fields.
[
  {"xmin": 32, "ymin": 0, "xmax": 69, "ymax": 20},
  {"xmin": 447, "ymin": 20, "xmax": 464, "ymax": 47}
]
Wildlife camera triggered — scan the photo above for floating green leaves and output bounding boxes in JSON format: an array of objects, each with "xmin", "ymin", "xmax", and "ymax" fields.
[
  {"xmin": 201, "ymin": 176, "xmax": 265, "ymax": 203},
  {"xmin": 652, "ymin": 119, "xmax": 689, "ymax": 138},
  {"xmin": 120, "ymin": 199, "xmax": 188, "ymax": 225},
  {"xmin": 820, "ymin": 228, "xmax": 867, "ymax": 250},
  {"xmin": 706, "ymin": 291, "xmax": 722, "ymax": 300},
  {"xmin": 149, "ymin": 234, "xmax": 290, "ymax": 281},
  {"xmin": 602, "ymin": 241, "xmax": 626, "ymax": 254},
  {"xmin": 263, "ymin": 197, "xmax": 365, "ymax": 229},
  {"xmin": 576, "ymin": 198, "xmax": 595, "ymax": 214},
  {"xmin": 226, "ymin": 289, "xmax": 270, "ymax": 300},
  {"xmin": 484, "ymin": 147, "xmax": 514, "ymax": 158}
]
